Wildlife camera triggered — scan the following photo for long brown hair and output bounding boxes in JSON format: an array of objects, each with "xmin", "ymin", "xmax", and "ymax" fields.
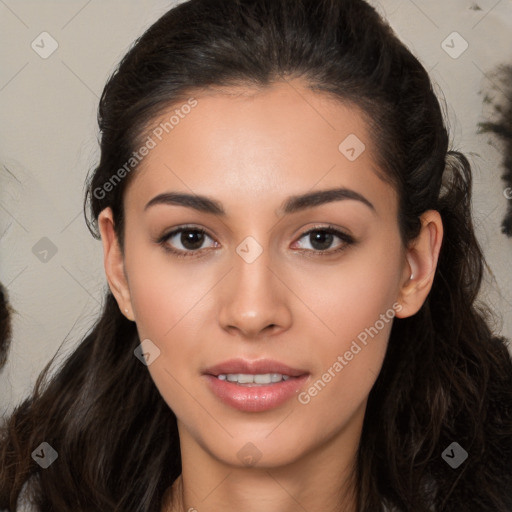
[{"xmin": 1, "ymin": 0, "xmax": 511, "ymax": 510}]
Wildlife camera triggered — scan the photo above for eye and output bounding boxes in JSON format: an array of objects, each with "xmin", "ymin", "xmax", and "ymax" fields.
[
  {"xmin": 157, "ymin": 226, "xmax": 218, "ymax": 258},
  {"xmin": 293, "ymin": 226, "xmax": 354, "ymax": 255}
]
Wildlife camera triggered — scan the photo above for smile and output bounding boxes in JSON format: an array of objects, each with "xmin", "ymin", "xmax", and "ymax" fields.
[{"xmin": 203, "ymin": 358, "xmax": 309, "ymax": 412}]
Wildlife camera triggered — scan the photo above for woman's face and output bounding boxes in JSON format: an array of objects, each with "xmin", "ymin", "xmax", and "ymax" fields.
[{"xmin": 108, "ymin": 80, "xmax": 412, "ymax": 469}]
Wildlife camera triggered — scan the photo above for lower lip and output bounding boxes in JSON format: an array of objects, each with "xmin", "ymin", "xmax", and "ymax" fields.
[{"xmin": 204, "ymin": 375, "xmax": 309, "ymax": 412}]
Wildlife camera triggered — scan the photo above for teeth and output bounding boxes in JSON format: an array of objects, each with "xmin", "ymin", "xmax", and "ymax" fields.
[{"xmin": 217, "ymin": 373, "xmax": 291, "ymax": 385}]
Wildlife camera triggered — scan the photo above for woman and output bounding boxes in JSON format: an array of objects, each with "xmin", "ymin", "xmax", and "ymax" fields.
[{"xmin": 1, "ymin": 0, "xmax": 511, "ymax": 510}]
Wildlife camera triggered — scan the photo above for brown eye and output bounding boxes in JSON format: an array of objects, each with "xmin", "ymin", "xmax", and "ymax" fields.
[
  {"xmin": 294, "ymin": 226, "xmax": 354, "ymax": 255},
  {"xmin": 157, "ymin": 226, "xmax": 217, "ymax": 258}
]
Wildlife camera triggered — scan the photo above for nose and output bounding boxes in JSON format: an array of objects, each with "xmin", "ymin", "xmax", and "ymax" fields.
[{"xmin": 217, "ymin": 247, "xmax": 293, "ymax": 339}]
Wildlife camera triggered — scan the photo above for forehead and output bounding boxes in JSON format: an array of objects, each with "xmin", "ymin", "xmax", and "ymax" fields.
[{"xmin": 124, "ymin": 80, "xmax": 397, "ymax": 217}]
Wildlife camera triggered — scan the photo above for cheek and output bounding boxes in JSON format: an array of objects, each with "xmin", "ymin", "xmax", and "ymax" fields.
[
  {"xmin": 124, "ymin": 239, "xmax": 214, "ymax": 340},
  {"xmin": 295, "ymin": 238, "xmax": 402, "ymax": 345},
  {"xmin": 293, "ymin": 240, "xmax": 402, "ymax": 406},
  {"xmin": 123, "ymin": 242, "xmax": 218, "ymax": 406},
  {"xmin": 124, "ymin": 249, "xmax": 210, "ymax": 416}
]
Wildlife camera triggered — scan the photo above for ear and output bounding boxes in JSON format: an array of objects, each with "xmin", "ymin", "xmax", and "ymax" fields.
[
  {"xmin": 98, "ymin": 207, "xmax": 134, "ymax": 321},
  {"xmin": 395, "ymin": 210, "xmax": 444, "ymax": 319}
]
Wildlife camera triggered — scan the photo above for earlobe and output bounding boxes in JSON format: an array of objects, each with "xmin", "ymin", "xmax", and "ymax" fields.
[
  {"xmin": 97, "ymin": 207, "xmax": 134, "ymax": 320},
  {"xmin": 396, "ymin": 210, "xmax": 444, "ymax": 319}
]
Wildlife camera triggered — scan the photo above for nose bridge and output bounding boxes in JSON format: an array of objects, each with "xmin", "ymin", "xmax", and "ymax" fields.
[{"xmin": 217, "ymin": 236, "xmax": 292, "ymax": 337}]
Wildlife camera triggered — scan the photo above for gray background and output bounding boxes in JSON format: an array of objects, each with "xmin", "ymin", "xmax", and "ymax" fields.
[{"xmin": 1, "ymin": 0, "xmax": 511, "ymax": 415}]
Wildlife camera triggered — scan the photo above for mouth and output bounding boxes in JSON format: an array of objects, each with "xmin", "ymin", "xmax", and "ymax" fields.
[{"xmin": 203, "ymin": 358, "xmax": 309, "ymax": 412}]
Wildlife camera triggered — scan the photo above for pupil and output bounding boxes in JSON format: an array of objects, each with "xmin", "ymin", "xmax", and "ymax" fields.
[{"xmin": 311, "ymin": 231, "xmax": 333, "ymax": 251}]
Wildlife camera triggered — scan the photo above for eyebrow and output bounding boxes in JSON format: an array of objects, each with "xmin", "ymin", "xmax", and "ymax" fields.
[{"xmin": 144, "ymin": 187, "xmax": 376, "ymax": 216}]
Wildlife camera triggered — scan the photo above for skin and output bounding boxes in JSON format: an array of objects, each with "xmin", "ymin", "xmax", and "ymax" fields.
[{"xmin": 98, "ymin": 79, "xmax": 443, "ymax": 512}]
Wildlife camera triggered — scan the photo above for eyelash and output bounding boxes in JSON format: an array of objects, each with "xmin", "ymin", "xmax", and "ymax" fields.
[{"xmin": 156, "ymin": 224, "xmax": 355, "ymax": 259}]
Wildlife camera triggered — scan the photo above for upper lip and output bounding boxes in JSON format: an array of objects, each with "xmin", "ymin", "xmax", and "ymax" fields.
[{"xmin": 203, "ymin": 358, "xmax": 309, "ymax": 377}]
